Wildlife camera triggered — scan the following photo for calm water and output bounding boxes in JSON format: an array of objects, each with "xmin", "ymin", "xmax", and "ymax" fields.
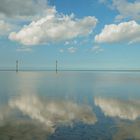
[{"xmin": 0, "ymin": 71, "xmax": 140, "ymax": 140}]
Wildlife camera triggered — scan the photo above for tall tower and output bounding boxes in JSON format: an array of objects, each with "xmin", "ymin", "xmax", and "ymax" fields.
[
  {"xmin": 56, "ymin": 60, "xmax": 58, "ymax": 73},
  {"xmin": 16, "ymin": 60, "xmax": 18, "ymax": 72}
]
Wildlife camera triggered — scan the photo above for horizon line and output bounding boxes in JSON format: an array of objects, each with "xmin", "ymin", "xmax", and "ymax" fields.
[{"xmin": 1, "ymin": 69, "xmax": 140, "ymax": 72}]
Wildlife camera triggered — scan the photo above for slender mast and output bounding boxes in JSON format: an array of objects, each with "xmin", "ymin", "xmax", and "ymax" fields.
[
  {"xmin": 56, "ymin": 60, "xmax": 58, "ymax": 73},
  {"xmin": 16, "ymin": 60, "xmax": 18, "ymax": 72}
]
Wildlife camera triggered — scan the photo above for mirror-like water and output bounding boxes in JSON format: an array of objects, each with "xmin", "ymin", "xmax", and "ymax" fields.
[{"xmin": 0, "ymin": 71, "xmax": 140, "ymax": 140}]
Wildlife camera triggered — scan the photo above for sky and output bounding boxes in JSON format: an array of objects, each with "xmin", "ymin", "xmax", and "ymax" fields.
[{"xmin": 0, "ymin": 0, "xmax": 140, "ymax": 70}]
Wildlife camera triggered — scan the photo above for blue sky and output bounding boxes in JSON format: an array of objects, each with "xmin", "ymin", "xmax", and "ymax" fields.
[{"xmin": 0, "ymin": 0, "xmax": 140, "ymax": 70}]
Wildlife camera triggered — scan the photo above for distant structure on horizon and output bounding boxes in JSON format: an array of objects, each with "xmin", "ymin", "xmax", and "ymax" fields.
[
  {"xmin": 56, "ymin": 60, "xmax": 58, "ymax": 73},
  {"xmin": 13, "ymin": 60, "xmax": 60, "ymax": 72},
  {"xmin": 16, "ymin": 60, "xmax": 18, "ymax": 72}
]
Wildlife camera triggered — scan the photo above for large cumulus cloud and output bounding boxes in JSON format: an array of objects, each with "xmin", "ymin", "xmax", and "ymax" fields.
[
  {"xmin": 9, "ymin": 8, "xmax": 98, "ymax": 45},
  {"xmin": 95, "ymin": 20, "xmax": 140, "ymax": 44}
]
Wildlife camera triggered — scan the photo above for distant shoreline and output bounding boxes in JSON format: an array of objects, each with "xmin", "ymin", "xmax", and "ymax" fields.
[{"xmin": 1, "ymin": 69, "xmax": 140, "ymax": 72}]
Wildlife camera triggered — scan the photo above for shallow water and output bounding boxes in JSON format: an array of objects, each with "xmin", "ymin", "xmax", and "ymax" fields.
[{"xmin": 0, "ymin": 71, "xmax": 140, "ymax": 140}]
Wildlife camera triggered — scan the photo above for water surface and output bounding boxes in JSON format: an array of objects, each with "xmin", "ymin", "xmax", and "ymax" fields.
[{"xmin": 0, "ymin": 71, "xmax": 140, "ymax": 140}]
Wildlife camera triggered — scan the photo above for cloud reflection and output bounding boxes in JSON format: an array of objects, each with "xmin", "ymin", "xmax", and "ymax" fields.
[
  {"xmin": 95, "ymin": 97, "xmax": 140, "ymax": 120},
  {"xmin": 9, "ymin": 95, "xmax": 97, "ymax": 126},
  {"xmin": 113, "ymin": 120, "xmax": 140, "ymax": 140},
  {"xmin": 0, "ymin": 120, "xmax": 53, "ymax": 140},
  {"xmin": 0, "ymin": 94, "xmax": 97, "ymax": 139}
]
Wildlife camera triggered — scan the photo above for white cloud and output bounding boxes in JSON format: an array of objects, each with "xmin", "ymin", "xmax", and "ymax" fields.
[
  {"xmin": 59, "ymin": 46, "xmax": 78, "ymax": 54},
  {"xmin": 112, "ymin": 0, "xmax": 140, "ymax": 21},
  {"xmin": 99, "ymin": 0, "xmax": 107, "ymax": 4},
  {"xmin": 99, "ymin": 0, "xmax": 140, "ymax": 21},
  {"xmin": 16, "ymin": 46, "xmax": 32, "ymax": 52},
  {"xmin": 9, "ymin": 7, "xmax": 98, "ymax": 45},
  {"xmin": 95, "ymin": 20, "xmax": 140, "ymax": 44},
  {"xmin": 64, "ymin": 41, "xmax": 70, "ymax": 46},
  {"xmin": 0, "ymin": 20, "xmax": 15, "ymax": 35},
  {"xmin": 64, "ymin": 40, "xmax": 78, "ymax": 46},
  {"xmin": 67, "ymin": 47, "xmax": 77, "ymax": 53},
  {"xmin": 59, "ymin": 49, "xmax": 64, "ymax": 53},
  {"xmin": 0, "ymin": 0, "xmax": 47, "ymax": 20},
  {"xmin": 0, "ymin": 0, "xmax": 49, "ymax": 38},
  {"xmin": 114, "ymin": 15, "xmax": 125, "ymax": 22},
  {"xmin": 91, "ymin": 45, "xmax": 104, "ymax": 53},
  {"xmin": 95, "ymin": 97, "xmax": 140, "ymax": 120}
]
